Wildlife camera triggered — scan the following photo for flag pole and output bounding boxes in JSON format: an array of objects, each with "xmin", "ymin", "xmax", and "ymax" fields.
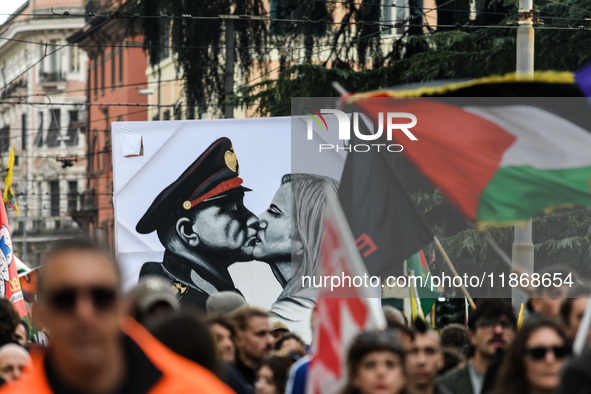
[
  {"xmin": 573, "ymin": 291, "xmax": 591, "ymax": 356},
  {"xmin": 334, "ymin": 81, "xmax": 476, "ymax": 311},
  {"xmin": 433, "ymin": 236, "xmax": 477, "ymax": 310},
  {"xmin": 483, "ymin": 233, "xmax": 533, "ymax": 275},
  {"xmin": 483, "ymin": 232, "xmax": 512, "ymax": 268},
  {"xmin": 483, "ymin": 232, "xmax": 534, "ymax": 295},
  {"xmin": 332, "ymin": 82, "xmax": 348, "ymax": 95}
]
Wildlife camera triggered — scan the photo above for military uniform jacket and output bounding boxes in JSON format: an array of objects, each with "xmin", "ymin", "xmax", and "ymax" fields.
[{"xmin": 140, "ymin": 261, "xmax": 210, "ymax": 309}]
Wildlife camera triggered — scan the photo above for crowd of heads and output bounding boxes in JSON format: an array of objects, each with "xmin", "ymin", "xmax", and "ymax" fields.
[{"xmin": 0, "ymin": 237, "xmax": 590, "ymax": 394}]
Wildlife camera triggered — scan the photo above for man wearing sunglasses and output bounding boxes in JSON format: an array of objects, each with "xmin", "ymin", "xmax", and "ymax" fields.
[
  {"xmin": 0, "ymin": 239, "xmax": 234, "ymax": 394},
  {"xmin": 137, "ymin": 137, "xmax": 260, "ymax": 309},
  {"xmin": 438, "ymin": 299, "xmax": 516, "ymax": 394}
]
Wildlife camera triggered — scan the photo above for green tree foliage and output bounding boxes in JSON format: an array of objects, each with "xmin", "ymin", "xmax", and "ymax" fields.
[{"xmin": 134, "ymin": 0, "xmax": 591, "ymax": 287}]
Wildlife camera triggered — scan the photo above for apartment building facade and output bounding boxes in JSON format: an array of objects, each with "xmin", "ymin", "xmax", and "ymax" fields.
[
  {"xmin": 69, "ymin": 1, "xmax": 148, "ymax": 250},
  {"xmin": 0, "ymin": 0, "xmax": 88, "ymax": 267}
]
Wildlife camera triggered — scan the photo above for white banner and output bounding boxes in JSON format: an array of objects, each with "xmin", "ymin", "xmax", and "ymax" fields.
[{"xmin": 112, "ymin": 115, "xmax": 346, "ymax": 342}]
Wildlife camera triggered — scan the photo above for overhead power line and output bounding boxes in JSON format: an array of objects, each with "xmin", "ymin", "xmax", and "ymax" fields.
[{"xmin": 0, "ymin": 101, "xmax": 172, "ymax": 107}]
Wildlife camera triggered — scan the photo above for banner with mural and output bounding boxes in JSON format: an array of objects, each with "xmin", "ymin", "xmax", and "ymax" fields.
[{"xmin": 112, "ymin": 116, "xmax": 345, "ymax": 341}]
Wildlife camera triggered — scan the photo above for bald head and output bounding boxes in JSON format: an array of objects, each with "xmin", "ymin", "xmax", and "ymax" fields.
[{"xmin": 0, "ymin": 344, "xmax": 31, "ymax": 382}]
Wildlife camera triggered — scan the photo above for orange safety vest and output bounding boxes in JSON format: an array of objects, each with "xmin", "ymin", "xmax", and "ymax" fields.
[{"xmin": 0, "ymin": 317, "xmax": 235, "ymax": 394}]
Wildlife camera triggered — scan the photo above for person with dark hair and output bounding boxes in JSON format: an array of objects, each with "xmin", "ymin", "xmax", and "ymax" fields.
[
  {"xmin": 559, "ymin": 285, "xmax": 591, "ymax": 345},
  {"xmin": 0, "ymin": 238, "xmax": 234, "ymax": 394},
  {"xmin": 440, "ymin": 347, "xmax": 466, "ymax": 376},
  {"xmin": 407, "ymin": 319, "xmax": 451, "ymax": 394},
  {"xmin": 342, "ymin": 330, "xmax": 406, "ymax": 394},
  {"xmin": 255, "ymin": 351, "xmax": 306, "ymax": 394},
  {"xmin": 137, "ymin": 138, "xmax": 260, "ymax": 309},
  {"xmin": 560, "ymin": 328, "xmax": 591, "ymax": 393},
  {"xmin": 528, "ymin": 265, "xmax": 578, "ymax": 321},
  {"xmin": 437, "ymin": 299, "xmax": 516, "ymax": 394},
  {"xmin": 0, "ymin": 300, "xmax": 20, "ymax": 347},
  {"xmin": 273, "ymin": 332, "xmax": 306, "ymax": 353},
  {"xmin": 494, "ymin": 318, "xmax": 569, "ymax": 394},
  {"xmin": 147, "ymin": 308, "xmax": 220, "ymax": 375},
  {"xmin": 254, "ymin": 173, "xmax": 339, "ymax": 339},
  {"xmin": 270, "ymin": 321, "xmax": 290, "ymax": 344},
  {"xmin": 440, "ymin": 324, "xmax": 470, "ymax": 357},
  {"xmin": 231, "ymin": 306, "xmax": 275, "ymax": 389},
  {"xmin": 209, "ymin": 316, "xmax": 236, "ymax": 362},
  {"xmin": 13, "ymin": 321, "xmax": 29, "ymax": 349}
]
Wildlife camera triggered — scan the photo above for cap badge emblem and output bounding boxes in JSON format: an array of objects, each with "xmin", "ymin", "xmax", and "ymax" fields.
[{"xmin": 224, "ymin": 148, "xmax": 239, "ymax": 174}]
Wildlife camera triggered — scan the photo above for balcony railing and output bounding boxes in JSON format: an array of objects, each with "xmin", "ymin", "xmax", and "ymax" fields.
[
  {"xmin": 39, "ymin": 71, "xmax": 67, "ymax": 83},
  {"xmin": 68, "ymin": 190, "xmax": 98, "ymax": 214}
]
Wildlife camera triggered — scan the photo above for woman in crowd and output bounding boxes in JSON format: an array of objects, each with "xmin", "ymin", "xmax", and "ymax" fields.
[
  {"xmin": 208, "ymin": 316, "xmax": 236, "ymax": 363},
  {"xmin": 255, "ymin": 350, "xmax": 306, "ymax": 394},
  {"xmin": 273, "ymin": 332, "xmax": 306, "ymax": 353},
  {"xmin": 342, "ymin": 330, "xmax": 406, "ymax": 394},
  {"xmin": 494, "ymin": 318, "xmax": 570, "ymax": 394},
  {"xmin": 147, "ymin": 309, "xmax": 220, "ymax": 375},
  {"xmin": 254, "ymin": 173, "xmax": 339, "ymax": 336}
]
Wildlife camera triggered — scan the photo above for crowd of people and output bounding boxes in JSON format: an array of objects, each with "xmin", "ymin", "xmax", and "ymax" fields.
[{"xmin": 0, "ymin": 239, "xmax": 588, "ymax": 394}]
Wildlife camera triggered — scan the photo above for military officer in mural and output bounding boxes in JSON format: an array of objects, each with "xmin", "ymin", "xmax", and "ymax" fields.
[{"xmin": 136, "ymin": 137, "xmax": 260, "ymax": 308}]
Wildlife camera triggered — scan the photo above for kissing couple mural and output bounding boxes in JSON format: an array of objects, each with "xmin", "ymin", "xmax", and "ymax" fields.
[{"xmin": 113, "ymin": 117, "xmax": 343, "ymax": 341}]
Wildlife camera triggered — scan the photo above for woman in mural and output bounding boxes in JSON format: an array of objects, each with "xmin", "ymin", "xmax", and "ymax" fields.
[{"xmin": 254, "ymin": 173, "xmax": 339, "ymax": 339}]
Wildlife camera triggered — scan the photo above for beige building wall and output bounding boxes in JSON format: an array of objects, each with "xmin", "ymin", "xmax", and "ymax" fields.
[{"xmin": 0, "ymin": 0, "xmax": 88, "ymax": 266}]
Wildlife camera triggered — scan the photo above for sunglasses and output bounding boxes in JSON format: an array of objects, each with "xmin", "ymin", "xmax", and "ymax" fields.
[
  {"xmin": 525, "ymin": 345, "xmax": 570, "ymax": 361},
  {"xmin": 476, "ymin": 318, "xmax": 513, "ymax": 329},
  {"xmin": 46, "ymin": 286, "xmax": 118, "ymax": 313}
]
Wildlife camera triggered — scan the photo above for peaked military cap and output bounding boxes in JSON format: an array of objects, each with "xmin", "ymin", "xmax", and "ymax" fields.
[{"xmin": 136, "ymin": 137, "xmax": 251, "ymax": 234}]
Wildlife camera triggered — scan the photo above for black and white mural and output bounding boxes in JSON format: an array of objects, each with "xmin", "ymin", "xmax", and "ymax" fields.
[{"xmin": 113, "ymin": 116, "xmax": 345, "ymax": 341}]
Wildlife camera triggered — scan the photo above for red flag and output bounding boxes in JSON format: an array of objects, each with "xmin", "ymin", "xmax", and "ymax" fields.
[
  {"xmin": 0, "ymin": 194, "xmax": 28, "ymax": 319},
  {"xmin": 307, "ymin": 189, "xmax": 386, "ymax": 394}
]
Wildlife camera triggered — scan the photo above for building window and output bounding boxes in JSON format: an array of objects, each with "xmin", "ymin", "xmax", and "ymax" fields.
[
  {"xmin": 40, "ymin": 40, "xmax": 64, "ymax": 82},
  {"xmin": 89, "ymin": 130, "xmax": 97, "ymax": 171},
  {"xmin": 111, "ymin": 46, "xmax": 116, "ymax": 89},
  {"xmin": 37, "ymin": 181, "xmax": 43, "ymax": 216},
  {"xmin": 100, "ymin": 51, "xmax": 105, "ymax": 95},
  {"xmin": 0, "ymin": 126, "xmax": 9, "ymax": 153},
  {"xmin": 21, "ymin": 114, "xmax": 26, "ymax": 150},
  {"xmin": 66, "ymin": 110, "xmax": 79, "ymax": 146},
  {"xmin": 93, "ymin": 135, "xmax": 100, "ymax": 171},
  {"xmin": 119, "ymin": 47, "xmax": 124, "ymax": 86},
  {"xmin": 50, "ymin": 181, "xmax": 60, "ymax": 217},
  {"xmin": 68, "ymin": 181, "xmax": 77, "ymax": 212},
  {"xmin": 160, "ymin": 22, "xmax": 170, "ymax": 60},
  {"xmin": 45, "ymin": 109, "xmax": 61, "ymax": 147},
  {"xmin": 70, "ymin": 45, "xmax": 80, "ymax": 72},
  {"xmin": 34, "ymin": 112, "xmax": 43, "ymax": 147},
  {"xmin": 270, "ymin": 0, "xmax": 327, "ymax": 36},
  {"xmin": 93, "ymin": 60, "xmax": 98, "ymax": 100}
]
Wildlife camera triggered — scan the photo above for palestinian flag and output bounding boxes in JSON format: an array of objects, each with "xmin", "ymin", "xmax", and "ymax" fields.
[{"xmin": 349, "ymin": 71, "xmax": 591, "ymax": 229}]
